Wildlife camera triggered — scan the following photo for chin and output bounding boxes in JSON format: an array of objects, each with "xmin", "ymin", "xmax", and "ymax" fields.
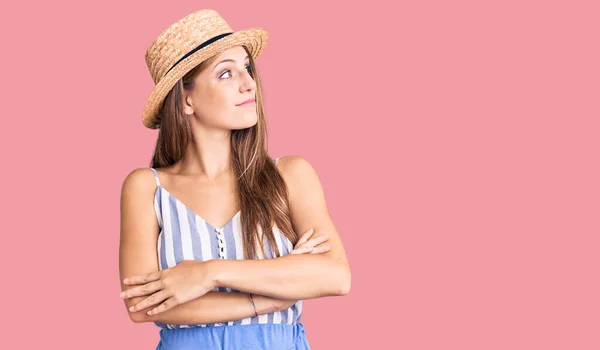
[{"xmin": 233, "ymin": 117, "xmax": 258, "ymax": 130}]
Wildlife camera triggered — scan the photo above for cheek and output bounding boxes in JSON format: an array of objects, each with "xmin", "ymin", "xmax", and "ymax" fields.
[
  {"xmin": 207, "ymin": 86, "xmax": 233, "ymax": 107},
  {"xmin": 195, "ymin": 84, "xmax": 250, "ymax": 122},
  {"xmin": 210, "ymin": 93, "xmax": 238, "ymax": 120},
  {"xmin": 197, "ymin": 89, "xmax": 227, "ymax": 113}
]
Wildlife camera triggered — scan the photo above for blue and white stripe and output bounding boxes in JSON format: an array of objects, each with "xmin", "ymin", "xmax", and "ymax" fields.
[{"xmin": 149, "ymin": 157, "xmax": 303, "ymax": 329}]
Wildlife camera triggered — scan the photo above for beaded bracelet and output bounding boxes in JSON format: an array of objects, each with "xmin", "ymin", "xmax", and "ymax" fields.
[{"xmin": 248, "ymin": 293, "xmax": 258, "ymax": 317}]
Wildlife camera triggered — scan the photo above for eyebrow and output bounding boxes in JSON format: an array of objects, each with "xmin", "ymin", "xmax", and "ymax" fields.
[{"xmin": 213, "ymin": 55, "xmax": 250, "ymax": 71}]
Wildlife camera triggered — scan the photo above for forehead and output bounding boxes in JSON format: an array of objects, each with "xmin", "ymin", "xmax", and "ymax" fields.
[{"xmin": 213, "ymin": 45, "xmax": 249, "ymax": 61}]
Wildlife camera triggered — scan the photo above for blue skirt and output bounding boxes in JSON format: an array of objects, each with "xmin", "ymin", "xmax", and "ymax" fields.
[{"xmin": 156, "ymin": 323, "xmax": 310, "ymax": 350}]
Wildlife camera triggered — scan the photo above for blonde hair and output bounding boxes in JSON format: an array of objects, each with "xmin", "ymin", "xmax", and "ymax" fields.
[{"xmin": 149, "ymin": 45, "xmax": 297, "ymax": 259}]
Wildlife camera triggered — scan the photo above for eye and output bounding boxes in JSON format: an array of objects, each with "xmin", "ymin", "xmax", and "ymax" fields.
[
  {"xmin": 219, "ymin": 65, "xmax": 252, "ymax": 79},
  {"xmin": 219, "ymin": 70, "xmax": 232, "ymax": 79}
]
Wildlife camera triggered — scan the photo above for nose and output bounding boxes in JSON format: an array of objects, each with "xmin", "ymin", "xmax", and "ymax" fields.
[{"xmin": 239, "ymin": 69, "xmax": 256, "ymax": 93}]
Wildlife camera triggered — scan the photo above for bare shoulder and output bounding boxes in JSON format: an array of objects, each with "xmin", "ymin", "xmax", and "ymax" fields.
[
  {"xmin": 275, "ymin": 155, "xmax": 326, "ymax": 210},
  {"xmin": 121, "ymin": 168, "xmax": 157, "ymax": 217},
  {"xmin": 275, "ymin": 155, "xmax": 320, "ymax": 186},
  {"xmin": 120, "ymin": 167, "xmax": 159, "ymax": 206}
]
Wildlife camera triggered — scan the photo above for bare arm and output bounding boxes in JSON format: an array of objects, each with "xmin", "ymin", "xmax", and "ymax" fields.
[
  {"xmin": 209, "ymin": 156, "xmax": 351, "ymax": 300},
  {"xmin": 133, "ymin": 291, "xmax": 282, "ymax": 324},
  {"xmin": 210, "ymin": 253, "xmax": 348, "ymax": 300},
  {"xmin": 119, "ymin": 168, "xmax": 289, "ymax": 324}
]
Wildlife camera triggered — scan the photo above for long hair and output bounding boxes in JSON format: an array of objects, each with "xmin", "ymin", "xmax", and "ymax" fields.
[{"xmin": 149, "ymin": 46, "xmax": 298, "ymax": 259}]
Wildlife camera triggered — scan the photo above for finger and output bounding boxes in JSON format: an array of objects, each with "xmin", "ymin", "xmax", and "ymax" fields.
[
  {"xmin": 121, "ymin": 280, "xmax": 164, "ymax": 299},
  {"xmin": 310, "ymin": 244, "xmax": 331, "ymax": 254},
  {"xmin": 295, "ymin": 228, "xmax": 314, "ymax": 247},
  {"xmin": 130, "ymin": 290, "xmax": 169, "ymax": 312},
  {"xmin": 304, "ymin": 234, "xmax": 329, "ymax": 248},
  {"xmin": 295, "ymin": 229, "xmax": 314, "ymax": 247},
  {"xmin": 290, "ymin": 247, "xmax": 307, "ymax": 255},
  {"xmin": 123, "ymin": 271, "xmax": 161, "ymax": 285},
  {"xmin": 147, "ymin": 296, "xmax": 180, "ymax": 316},
  {"xmin": 290, "ymin": 246, "xmax": 314, "ymax": 255},
  {"xmin": 300, "ymin": 246, "xmax": 317, "ymax": 254}
]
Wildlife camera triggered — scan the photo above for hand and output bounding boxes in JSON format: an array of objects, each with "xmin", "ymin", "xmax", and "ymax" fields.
[
  {"xmin": 290, "ymin": 228, "xmax": 330, "ymax": 255},
  {"xmin": 120, "ymin": 260, "xmax": 215, "ymax": 316}
]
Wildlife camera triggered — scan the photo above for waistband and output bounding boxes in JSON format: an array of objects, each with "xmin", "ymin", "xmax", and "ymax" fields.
[{"xmin": 157, "ymin": 322, "xmax": 308, "ymax": 350}]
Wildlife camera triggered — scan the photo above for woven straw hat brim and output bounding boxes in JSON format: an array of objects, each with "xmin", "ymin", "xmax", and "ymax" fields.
[{"xmin": 142, "ymin": 28, "xmax": 267, "ymax": 129}]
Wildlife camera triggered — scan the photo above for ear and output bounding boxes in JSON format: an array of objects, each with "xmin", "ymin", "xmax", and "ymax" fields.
[{"xmin": 183, "ymin": 92, "xmax": 194, "ymax": 116}]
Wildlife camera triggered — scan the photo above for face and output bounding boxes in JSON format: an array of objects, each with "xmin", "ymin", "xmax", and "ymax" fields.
[{"xmin": 183, "ymin": 45, "xmax": 258, "ymax": 130}]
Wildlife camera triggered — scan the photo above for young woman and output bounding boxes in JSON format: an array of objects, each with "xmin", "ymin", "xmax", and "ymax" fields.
[{"xmin": 118, "ymin": 9, "xmax": 351, "ymax": 349}]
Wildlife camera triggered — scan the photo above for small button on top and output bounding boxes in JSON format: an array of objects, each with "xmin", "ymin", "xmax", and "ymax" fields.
[{"xmin": 215, "ymin": 227, "xmax": 226, "ymax": 259}]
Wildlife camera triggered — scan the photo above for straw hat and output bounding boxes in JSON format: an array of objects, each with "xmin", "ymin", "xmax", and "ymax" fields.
[{"xmin": 142, "ymin": 9, "xmax": 268, "ymax": 129}]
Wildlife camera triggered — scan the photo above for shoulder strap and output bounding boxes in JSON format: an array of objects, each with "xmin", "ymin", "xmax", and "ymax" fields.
[
  {"xmin": 275, "ymin": 157, "xmax": 280, "ymax": 166},
  {"xmin": 149, "ymin": 168, "xmax": 161, "ymax": 187}
]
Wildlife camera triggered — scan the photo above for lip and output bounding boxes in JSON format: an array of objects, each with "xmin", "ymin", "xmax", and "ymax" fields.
[{"xmin": 237, "ymin": 98, "xmax": 256, "ymax": 106}]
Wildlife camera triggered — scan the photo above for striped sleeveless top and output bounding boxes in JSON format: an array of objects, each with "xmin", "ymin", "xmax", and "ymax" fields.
[{"xmin": 149, "ymin": 157, "xmax": 303, "ymax": 329}]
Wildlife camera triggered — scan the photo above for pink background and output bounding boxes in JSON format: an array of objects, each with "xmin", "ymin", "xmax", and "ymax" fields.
[{"xmin": 2, "ymin": 0, "xmax": 599, "ymax": 349}]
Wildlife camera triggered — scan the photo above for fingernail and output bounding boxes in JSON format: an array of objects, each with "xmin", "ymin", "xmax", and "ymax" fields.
[
  {"xmin": 123, "ymin": 278, "xmax": 129, "ymax": 284},
  {"xmin": 129, "ymin": 306, "xmax": 135, "ymax": 312},
  {"xmin": 120, "ymin": 292, "xmax": 125, "ymax": 298}
]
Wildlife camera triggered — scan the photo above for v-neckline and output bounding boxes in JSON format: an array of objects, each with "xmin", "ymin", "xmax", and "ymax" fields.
[{"xmin": 158, "ymin": 186, "xmax": 241, "ymax": 230}]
